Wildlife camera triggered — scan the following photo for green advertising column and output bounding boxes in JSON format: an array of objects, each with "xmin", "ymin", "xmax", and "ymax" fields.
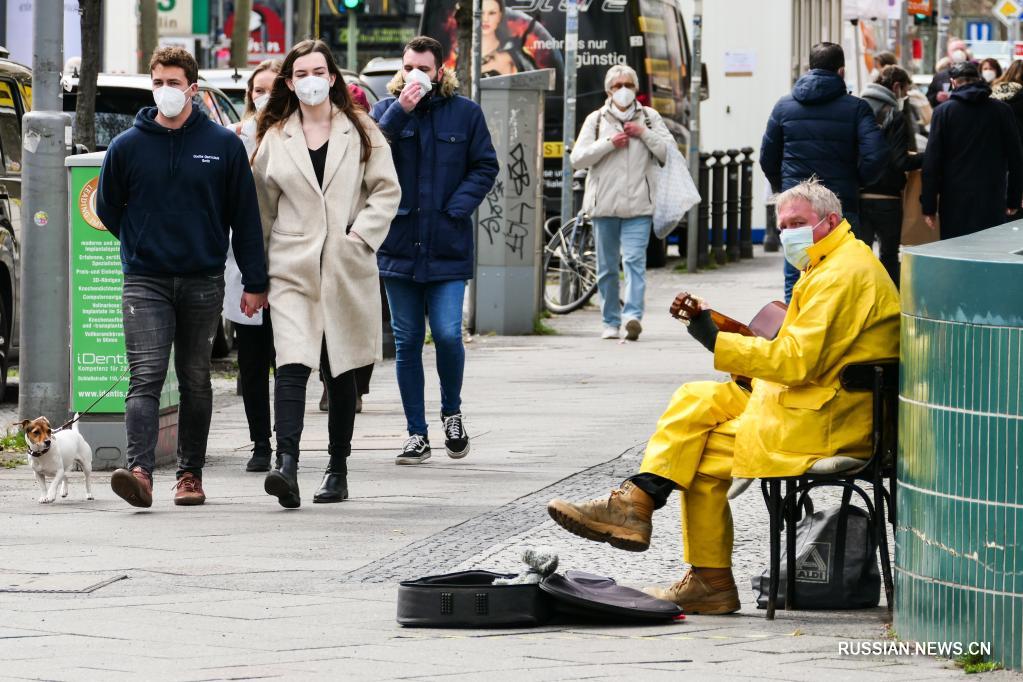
[{"xmin": 67, "ymin": 153, "xmax": 179, "ymax": 470}]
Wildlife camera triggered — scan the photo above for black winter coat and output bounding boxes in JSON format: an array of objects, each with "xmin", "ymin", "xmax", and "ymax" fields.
[
  {"xmin": 760, "ymin": 69, "xmax": 888, "ymax": 213},
  {"xmin": 921, "ymin": 81, "xmax": 1023, "ymax": 239},
  {"xmin": 991, "ymin": 81, "xmax": 1023, "ymax": 142}
]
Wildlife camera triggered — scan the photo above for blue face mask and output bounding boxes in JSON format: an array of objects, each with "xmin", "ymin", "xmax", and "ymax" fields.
[{"xmin": 780, "ymin": 217, "xmax": 824, "ymax": 270}]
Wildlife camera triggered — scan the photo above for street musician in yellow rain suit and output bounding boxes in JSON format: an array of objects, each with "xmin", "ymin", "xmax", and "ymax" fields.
[{"xmin": 548, "ymin": 179, "xmax": 900, "ymax": 614}]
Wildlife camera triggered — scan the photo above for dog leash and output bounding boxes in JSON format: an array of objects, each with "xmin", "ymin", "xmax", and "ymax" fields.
[{"xmin": 53, "ymin": 365, "xmax": 132, "ymax": 434}]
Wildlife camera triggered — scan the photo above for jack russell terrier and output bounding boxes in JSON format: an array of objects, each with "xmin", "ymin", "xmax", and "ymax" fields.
[{"xmin": 20, "ymin": 417, "xmax": 94, "ymax": 504}]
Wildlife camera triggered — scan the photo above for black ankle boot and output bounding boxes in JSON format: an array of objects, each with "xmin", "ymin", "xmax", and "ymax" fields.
[
  {"xmin": 264, "ymin": 453, "xmax": 301, "ymax": 508},
  {"xmin": 245, "ymin": 440, "xmax": 273, "ymax": 472},
  {"xmin": 313, "ymin": 450, "xmax": 348, "ymax": 503}
]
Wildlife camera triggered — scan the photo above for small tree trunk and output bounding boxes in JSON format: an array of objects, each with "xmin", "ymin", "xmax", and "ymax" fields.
[
  {"xmin": 137, "ymin": 0, "xmax": 158, "ymax": 73},
  {"xmin": 231, "ymin": 0, "xmax": 254, "ymax": 69},
  {"xmin": 296, "ymin": 0, "xmax": 313, "ymax": 42},
  {"xmin": 75, "ymin": 0, "xmax": 101, "ymax": 151},
  {"xmin": 454, "ymin": 0, "xmax": 471, "ymax": 96}
]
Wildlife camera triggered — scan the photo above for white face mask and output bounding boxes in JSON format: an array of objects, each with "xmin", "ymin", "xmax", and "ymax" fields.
[
  {"xmin": 982, "ymin": 69, "xmax": 997, "ymax": 82},
  {"xmin": 406, "ymin": 68, "xmax": 434, "ymax": 96},
  {"xmin": 153, "ymin": 85, "xmax": 189, "ymax": 119},
  {"xmin": 253, "ymin": 93, "xmax": 270, "ymax": 111},
  {"xmin": 611, "ymin": 86, "xmax": 636, "ymax": 109},
  {"xmin": 294, "ymin": 76, "xmax": 330, "ymax": 106},
  {"xmin": 951, "ymin": 49, "xmax": 967, "ymax": 64},
  {"xmin": 780, "ymin": 217, "xmax": 825, "ymax": 270}
]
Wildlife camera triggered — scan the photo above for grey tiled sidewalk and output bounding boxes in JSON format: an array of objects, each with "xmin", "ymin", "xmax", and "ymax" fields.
[{"xmin": 0, "ymin": 249, "xmax": 1007, "ymax": 680}]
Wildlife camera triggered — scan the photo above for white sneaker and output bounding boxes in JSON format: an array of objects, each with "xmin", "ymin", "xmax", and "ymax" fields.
[{"xmin": 601, "ymin": 326, "xmax": 620, "ymax": 340}]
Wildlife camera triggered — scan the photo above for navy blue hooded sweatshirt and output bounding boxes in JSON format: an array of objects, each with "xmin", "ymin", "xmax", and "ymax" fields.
[
  {"xmin": 96, "ymin": 106, "xmax": 268, "ymax": 293},
  {"xmin": 760, "ymin": 69, "xmax": 888, "ymax": 213}
]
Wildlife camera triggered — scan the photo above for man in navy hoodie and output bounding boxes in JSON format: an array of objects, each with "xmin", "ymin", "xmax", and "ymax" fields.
[
  {"xmin": 97, "ymin": 47, "xmax": 268, "ymax": 508},
  {"xmin": 760, "ymin": 42, "xmax": 887, "ymax": 301}
]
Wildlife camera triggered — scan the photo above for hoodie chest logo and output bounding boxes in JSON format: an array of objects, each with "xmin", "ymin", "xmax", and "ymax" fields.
[{"xmin": 193, "ymin": 154, "xmax": 221, "ymax": 164}]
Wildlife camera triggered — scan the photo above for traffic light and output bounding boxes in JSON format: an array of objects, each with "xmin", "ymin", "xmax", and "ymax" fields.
[{"xmin": 342, "ymin": 0, "xmax": 364, "ymax": 12}]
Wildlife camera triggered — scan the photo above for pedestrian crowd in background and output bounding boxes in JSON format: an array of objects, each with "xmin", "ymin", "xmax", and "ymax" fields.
[
  {"xmin": 761, "ymin": 39, "xmax": 1021, "ymax": 301},
  {"xmin": 96, "ymin": 36, "xmax": 498, "ymax": 510}
]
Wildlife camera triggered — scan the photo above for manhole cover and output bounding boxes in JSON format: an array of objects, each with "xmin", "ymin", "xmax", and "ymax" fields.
[{"xmin": 0, "ymin": 574, "xmax": 127, "ymax": 593}]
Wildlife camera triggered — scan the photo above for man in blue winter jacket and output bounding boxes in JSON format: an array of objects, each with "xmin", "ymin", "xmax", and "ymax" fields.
[
  {"xmin": 759, "ymin": 42, "xmax": 888, "ymax": 301},
  {"xmin": 370, "ymin": 36, "xmax": 498, "ymax": 466},
  {"xmin": 96, "ymin": 47, "xmax": 268, "ymax": 508}
]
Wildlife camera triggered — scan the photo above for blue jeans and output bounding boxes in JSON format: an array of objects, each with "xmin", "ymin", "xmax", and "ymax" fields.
[
  {"xmin": 593, "ymin": 216, "xmax": 651, "ymax": 327},
  {"xmin": 783, "ymin": 211, "xmax": 859, "ymax": 303},
  {"xmin": 122, "ymin": 273, "xmax": 224, "ymax": 478},
  {"xmin": 383, "ymin": 277, "xmax": 466, "ymax": 436}
]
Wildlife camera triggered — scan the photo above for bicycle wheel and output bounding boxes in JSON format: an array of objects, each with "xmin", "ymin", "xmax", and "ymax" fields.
[{"xmin": 543, "ymin": 219, "xmax": 598, "ymax": 314}]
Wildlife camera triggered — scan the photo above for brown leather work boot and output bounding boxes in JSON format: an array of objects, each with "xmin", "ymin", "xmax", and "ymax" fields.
[
  {"xmin": 547, "ymin": 481, "xmax": 653, "ymax": 551},
  {"xmin": 173, "ymin": 472, "xmax": 206, "ymax": 506},
  {"xmin": 110, "ymin": 466, "xmax": 153, "ymax": 508},
  {"xmin": 643, "ymin": 570, "xmax": 741, "ymax": 615}
]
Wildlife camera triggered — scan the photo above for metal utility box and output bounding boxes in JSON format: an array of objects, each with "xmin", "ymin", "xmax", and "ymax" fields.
[
  {"xmin": 476, "ymin": 69, "xmax": 555, "ymax": 335},
  {"xmin": 66, "ymin": 153, "xmax": 179, "ymax": 470}
]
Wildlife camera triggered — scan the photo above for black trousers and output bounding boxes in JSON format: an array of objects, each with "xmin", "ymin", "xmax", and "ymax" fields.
[
  {"xmin": 275, "ymin": 339, "xmax": 357, "ymax": 462},
  {"xmin": 235, "ymin": 311, "xmax": 275, "ymax": 443},
  {"xmin": 855, "ymin": 197, "xmax": 902, "ymax": 287},
  {"xmin": 628, "ymin": 472, "xmax": 674, "ymax": 509}
]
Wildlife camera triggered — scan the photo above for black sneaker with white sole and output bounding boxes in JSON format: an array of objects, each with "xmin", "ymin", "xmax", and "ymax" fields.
[
  {"xmin": 396, "ymin": 434, "xmax": 431, "ymax": 465},
  {"xmin": 442, "ymin": 412, "xmax": 470, "ymax": 459}
]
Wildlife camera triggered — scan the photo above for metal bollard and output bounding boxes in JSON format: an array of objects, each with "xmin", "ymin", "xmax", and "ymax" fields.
[
  {"xmin": 764, "ymin": 199, "xmax": 780, "ymax": 252},
  {"xmin": 697, "ymin": 152, "xmax": 711, "ymax": 268},
  {"xmin": 710, "ymin": 150, "xmax": 726, "ymax": 266},
  {"xmin": 739, "ymin": 146, "xmax": 754, "ymax": 258},
  {"xmin": 725, "ymin": 149, "xmax": 740, "ymax": 262}
]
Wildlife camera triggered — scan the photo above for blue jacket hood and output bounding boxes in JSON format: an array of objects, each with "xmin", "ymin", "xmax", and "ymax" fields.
[
  {"xmin": 950, "ymin": 80, "xmax": 992, "ymax": 103},
  {"xmin": 792, "ymin": 69, "xmax": 849, "ymax": 105}
]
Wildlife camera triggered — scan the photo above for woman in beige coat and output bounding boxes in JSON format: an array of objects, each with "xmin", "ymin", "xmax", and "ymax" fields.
[{"xmin": 252, "ymin": 40, "xmax": 400, "ymax": 508}]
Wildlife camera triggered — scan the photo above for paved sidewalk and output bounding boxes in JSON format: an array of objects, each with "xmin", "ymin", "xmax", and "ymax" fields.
[{"xmin": 0, "ymin": 249, "xmax": 1007, "ymax": 680}]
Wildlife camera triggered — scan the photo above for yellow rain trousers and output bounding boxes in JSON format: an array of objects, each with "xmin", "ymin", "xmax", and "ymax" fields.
[{"xmin": 639, "ymin": 221, "xmax": 900, "ymax": 568}]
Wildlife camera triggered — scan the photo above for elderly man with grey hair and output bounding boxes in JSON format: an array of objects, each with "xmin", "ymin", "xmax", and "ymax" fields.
[
  {"xmin": 546, "ymin": 179, "xmax": 900, "ymax": 614},
  {"xmin": 570, "ymin": 64, "xmax": 673, "ymax": 341}
]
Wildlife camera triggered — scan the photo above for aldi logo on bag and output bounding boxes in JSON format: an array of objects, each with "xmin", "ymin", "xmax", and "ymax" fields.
[{"xmin": 796, "ymin": 542, "xmax": 830, "ymax": 583}]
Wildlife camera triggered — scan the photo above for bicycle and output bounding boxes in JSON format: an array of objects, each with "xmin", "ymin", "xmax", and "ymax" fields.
[{"xmin": 542, "ymin": 213, "xmax": 598, "ymax": 314}]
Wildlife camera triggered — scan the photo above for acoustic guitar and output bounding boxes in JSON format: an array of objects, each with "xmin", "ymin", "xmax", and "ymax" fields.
[{"xmin": 671, "ymin": 292, "xmax": 788, "ymax": 388}]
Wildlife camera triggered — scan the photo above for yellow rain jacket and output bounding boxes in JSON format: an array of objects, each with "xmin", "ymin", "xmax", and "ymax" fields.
[{"xmin": 714, "ymin": 221, "xmax": 901, "ymax": 478}]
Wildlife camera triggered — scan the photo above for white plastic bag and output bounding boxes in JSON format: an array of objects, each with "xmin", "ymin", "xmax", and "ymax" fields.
[{"xmin": 652, "ymin": 145, "xmax": 701, "ymax": 239}]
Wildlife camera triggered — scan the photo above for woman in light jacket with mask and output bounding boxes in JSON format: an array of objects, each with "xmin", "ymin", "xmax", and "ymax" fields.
[
  {"xmin": 251, "ymin": 39, "xmax": 400, "ymax": 508},
  {"xmin": 225, "ymin": 59, "xmax": 281, "ymax": 474},
  {"xmin": 570, "ymin": 64, "xmax": 672, "ymax": 342}
]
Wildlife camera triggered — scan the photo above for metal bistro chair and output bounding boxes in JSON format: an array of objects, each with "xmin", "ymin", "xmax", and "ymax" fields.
[{"xmin": 760, "ymin": 361, "xmax": 899, "ymax": 621}]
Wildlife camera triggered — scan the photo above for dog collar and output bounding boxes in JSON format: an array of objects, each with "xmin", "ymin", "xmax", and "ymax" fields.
[{"xmin": 30, "ymin": 446, "xmax": 49, "ymax": 458}]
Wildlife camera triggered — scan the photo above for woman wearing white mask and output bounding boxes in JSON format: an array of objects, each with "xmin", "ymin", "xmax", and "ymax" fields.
[
  {"xmin": 251, "ymin": 40, "xmax": 401, "ymax": 508},
  {"xmin": 980, "ymin": 58, "xmax": 1003, "ymax": 84},
  {"xmin": 571, "ymin": 64, "xmax": 672, "ymax": 341},
  {"xmin": 223, "ymin": 59, "xmax": 282, "ymax": 474}
]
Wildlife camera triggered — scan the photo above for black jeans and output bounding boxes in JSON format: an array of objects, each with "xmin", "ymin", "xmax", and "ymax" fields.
[
  {"xmin": 122, "ymin": 273, "xmax": 224, "ymax": 478},
  {"xmin": 855, "ymin": 198, "xmax": 902, "ymax": 287},
  {"xmin": 235, "ymin": 310, "xmax": 276, "ymax": 443},
  {"xmin": 275, "ymin": 340, "xmax": 357, "ymax": 462}
]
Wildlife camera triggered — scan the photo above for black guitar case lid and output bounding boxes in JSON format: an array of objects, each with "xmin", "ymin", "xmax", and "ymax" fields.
[
  {"xmin": 539, "ymin": 570, "xmax": 684, "ymax": 622},
  {"xmin": 397, "ymin": 569, "xmax": 683, "ymax": 628}
]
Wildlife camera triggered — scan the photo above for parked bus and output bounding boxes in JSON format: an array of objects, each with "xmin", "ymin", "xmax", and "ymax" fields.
[{"xmin": 420, "ymin": 0, "xmax": 695, "ymax": 265}]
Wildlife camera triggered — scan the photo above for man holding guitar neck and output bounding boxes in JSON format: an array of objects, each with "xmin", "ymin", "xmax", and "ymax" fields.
[{"xmin": 548, "ymin": 179, "xmax": 900, "ymax": 615}]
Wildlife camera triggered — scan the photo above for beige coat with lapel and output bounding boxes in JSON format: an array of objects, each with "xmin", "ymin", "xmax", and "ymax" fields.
[{"xmin": 252, "ymin": 108, "xmax": 400, "ymax": 377}]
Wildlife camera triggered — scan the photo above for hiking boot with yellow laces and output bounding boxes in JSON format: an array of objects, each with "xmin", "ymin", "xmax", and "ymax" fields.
[
  {"xmin": 173, "ymin": 472, "xmax": 206, "ymax": 506},
  {"xmin": 547, "ymin": 481, "xmax": 653, "ymax": 552},
  {"xmin": 643, "ymin": 570, "xmax": 740, "ymax": 615}
]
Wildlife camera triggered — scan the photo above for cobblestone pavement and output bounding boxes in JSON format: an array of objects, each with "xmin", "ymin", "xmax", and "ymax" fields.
[{"xmin": 0, "ymin": 250, "xmax": 1008, "ymax": 680}]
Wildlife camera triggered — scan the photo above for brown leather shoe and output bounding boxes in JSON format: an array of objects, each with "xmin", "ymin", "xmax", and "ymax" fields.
[
  {"xmin": 110, "ymin": 467, "xmax": 153, "ymax": 508},
  {"xmin": 547, "ymin": 481, "xmax": 653, "ymax": 551},
  {"xmin": 173, "ymin": 472, "xmax": 206, "ymax": 506},
  {"xmin": 643, "ymin": 570, "xmax": 741, "ymax": 615}
]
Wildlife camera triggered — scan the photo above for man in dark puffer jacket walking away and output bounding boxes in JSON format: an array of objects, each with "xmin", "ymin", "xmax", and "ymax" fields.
[
  {"xmin": 760, "ymin": 42, "xmax": 888, "ymax": 302},
  {"xmin": 922, "ymin": 61, "xmax": 1023, "ymax": 240}
]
